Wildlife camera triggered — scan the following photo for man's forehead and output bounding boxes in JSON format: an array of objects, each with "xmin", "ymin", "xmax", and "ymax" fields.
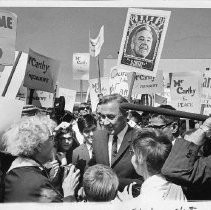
[
  {"xmin": 100, "ymin": 101, "xmax": 120, "ymax": 113},
  {"xmin": 137, "ymin": 30, "xmax": 152, "ymax": 38}
]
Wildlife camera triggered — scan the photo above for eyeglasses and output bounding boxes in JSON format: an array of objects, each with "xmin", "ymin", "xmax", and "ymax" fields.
[
  {"xmin": 49, "ymin": 135, "xmax": 55, "ymax": 142},
  {"xmin": 147, "ymin": 122, "xmax": 173, "ymax": 130},
  {"xmin": 99, "ymin": 113, "xmax": 119, "ymax": 121},
  {"xmin": 79, "ymin": 106, "xmax": 90, "ymax": 111}
]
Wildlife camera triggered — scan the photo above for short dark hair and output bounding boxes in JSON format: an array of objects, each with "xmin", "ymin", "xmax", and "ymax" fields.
[
  {"xmin": 100, "ymin": 94, "xmax": 128, "ymax": 116},
  {"xmin": 83, "ymin": 164, "xmax": 119, "ymax": 202},
  {"xmin": 132, "ymin": 129, "xmax": 172, "ymax": 175},
  {"xmin": 151, "ymin": 105, "xmax": 180, "ymax": 124},
  {"xmin": 77, "ymin": 114, "xmax": 97, "ymax": 134},
  {"xmin": 150, "ymin": 105, "xmax": 180, "ymax": 137}
]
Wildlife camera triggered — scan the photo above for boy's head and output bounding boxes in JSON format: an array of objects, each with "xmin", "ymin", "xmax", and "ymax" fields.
[{"xmin": 83, "ymin": 164, "xmax": 119, "ymax": 202}]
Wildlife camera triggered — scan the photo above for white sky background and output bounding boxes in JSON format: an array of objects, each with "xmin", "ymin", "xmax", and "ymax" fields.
[{"xmin": 1, "ymin": 1, "xmax": 211, "ymax": 91}]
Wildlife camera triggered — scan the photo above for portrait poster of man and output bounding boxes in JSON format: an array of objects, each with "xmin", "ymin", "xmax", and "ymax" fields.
[{"xmin": 118, "ymin": 8, "xmax": 171, "ymax": 77}]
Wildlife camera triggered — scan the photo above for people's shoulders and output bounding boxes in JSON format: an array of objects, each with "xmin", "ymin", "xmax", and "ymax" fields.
[
  {"xmin": 73, "ymin": 143, "xmax": 87, "ymax": 153},
  {"xmin": 6, "ymin": 166, "xmax": 49, "ymax": 184}
]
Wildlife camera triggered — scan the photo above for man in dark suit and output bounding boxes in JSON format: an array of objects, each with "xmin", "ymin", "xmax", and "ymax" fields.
[
  {"xmin": 162, "ymin": 117, "xmax": 211, "ymax": 200},
  {"xmin": 72, "ymin": 114, "xmax": 97, "ymax": 187},
  {"xmin": 90, "ymin": 94, "xmax": 143, "ymax": 192}
]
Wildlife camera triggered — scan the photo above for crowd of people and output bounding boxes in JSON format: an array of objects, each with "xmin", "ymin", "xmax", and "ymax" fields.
[{"xmin": 0, "ymin": 93, "xmax": 211, "ymax": 203}]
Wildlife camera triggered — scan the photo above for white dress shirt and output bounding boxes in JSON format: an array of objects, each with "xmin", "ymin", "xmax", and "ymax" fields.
[
  {"xmin": 138, "ymin": 174, "xmax": 187, "ymax": 201},
  {"xmin": 108, "ymin": 124, "xmax": 128, "ymax": 166},
  {"xmin": 86, "ymin": 143, "xmax": 93, "ymax": 159}
]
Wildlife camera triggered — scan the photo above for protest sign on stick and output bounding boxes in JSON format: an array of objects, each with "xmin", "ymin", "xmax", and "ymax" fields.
[
  {"xmin": 170, "ymin": 72, "xmax": 202, "ymax": 114},
  {"xmin": 23, "ymin": 48, "xmax": 60, "ymax": 93},
  {"xmin": 118, "ymin": 8, "xmax": 171, "ymax": 77},
  {"xmin": 0, "ymin": 51, "xmax": 28, "ymax": 99},
  {"xmin": 73, "ymin": 53, "xmax": 90, "ymax": 80},
  {"xmin": 56, "ymin": 87, "xmax": 76, "ymax": 112},
  {"xmin": 89, "ymin": 77, "xmax": 110, "ymax": 112},
  {"xmin": 132, "ymin": 70, "xmax": 164, "ymax": 97},
  {"xmin": 109, "ymin": 66, "xmax": 134, "ymax": 98},
  {"xmin": 26, "ymin": 89, "xmax": 54, "ymax": 108},
  {"xmin": 202, "ymin": 69, "xmax": 211, "ymax": 106},
  {"xmin": 0, "ymin": 10, "xmax": 17, "ymax": 65},
  {"xmin": 89, "ymin": 26, "xmax": 104, "ymax": 57}
]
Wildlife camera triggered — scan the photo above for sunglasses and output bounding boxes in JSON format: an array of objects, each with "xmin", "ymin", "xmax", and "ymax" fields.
[
  {"xmin": 79, "ymin": 106, "xmax": 90, "ymax": 111},
  {"xmin": 147, "ymin": 122, "xmax": 173, "ymax": 130}
]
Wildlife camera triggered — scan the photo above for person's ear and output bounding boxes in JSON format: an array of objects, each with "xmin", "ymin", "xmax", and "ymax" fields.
[
  {"xmin": 171, "ymin": 122, "xmax": 179, "ymax": 134},
  {"xmin": 131, "ymin": 40, "xmax": 134, "ymax": 50}
]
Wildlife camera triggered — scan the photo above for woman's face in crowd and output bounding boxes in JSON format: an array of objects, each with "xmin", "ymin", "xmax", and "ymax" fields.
[
  {"xmin": 82, "ymin": 125, "xmax": 96, "ymax": 145},
  {"xmin": 39, "ymin": 134, "xmax": 55, "ymax": 163},
  {"xmin": 59, "ymin": 133, "xmax": 74, "ymax": 152}
]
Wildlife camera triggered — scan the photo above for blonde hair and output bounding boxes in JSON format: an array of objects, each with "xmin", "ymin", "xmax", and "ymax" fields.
[{"xmin": 1, "ymin": 115, "xmax": 57, "ymax": 157}]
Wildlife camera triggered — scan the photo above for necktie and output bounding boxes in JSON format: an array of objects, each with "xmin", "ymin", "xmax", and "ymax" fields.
[{"xmin": 111, "ymin": 135, "xmax": 118, "ymax": 165}]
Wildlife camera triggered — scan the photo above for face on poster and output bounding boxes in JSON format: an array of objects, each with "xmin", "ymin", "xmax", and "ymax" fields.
[{"xmin": 118, "ymin": 8, "xmax": 171, "ymax": 77}]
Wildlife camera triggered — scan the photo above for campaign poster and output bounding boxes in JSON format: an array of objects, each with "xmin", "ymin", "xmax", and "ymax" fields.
[
  {"xmin": 109, "ymin": 66, "xmax": 134, "ymax": 98},
  {"xmin": 26, "ymin": 89, "xmax": 54, "ymax": 108},
  {"xmin": 23, "ymin": 48, "xmax": 60, "ymax": 93},
  {"xmin": 57, "ymin": 87, "xmax": 76, "ymax": 112},
  {"xmin": 118, "ymin": 8, "xmax": 171, "ymax": 77},
  {"xmin": 72, "ymin": 53, "xmax": 90, "ymax": 80},
  {"xmin": 132, "ymin": 70, "xmax": 164, "ymax": 96},
  {"xmin": 0, "ymin": 10, "xmax": 17, "ymax": 65},
  {"xmin": 89, "ymin": 77, "xmax": 110, "ymax": 112},
  {"xmin": 170, "ymin": 72, "xmax": 202, "ymax": 114}
]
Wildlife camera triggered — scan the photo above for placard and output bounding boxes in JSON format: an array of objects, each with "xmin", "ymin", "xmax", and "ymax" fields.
[
  {"xmin": 118, "ymin": 8, "xmax": 171, "ymax": 77},
  {"xmin": 23, "ymin": 48, "xmax": 60, "ymax": 93},
  {"xmin": 72, "ymin": 53, "xmax": 90, "ymax": 80},
  {"xmin": 170, "ymin": 72, "xmax": 202, "ymax": 113},
  {"xmin": 0, "ymin": 10, "xmax": 17, "ymax": 65}
]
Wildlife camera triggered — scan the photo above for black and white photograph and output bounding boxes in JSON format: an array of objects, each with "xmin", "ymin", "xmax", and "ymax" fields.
[{"xmin": 1, "ymin": 1, "xmax": 211, "ymax": 210}]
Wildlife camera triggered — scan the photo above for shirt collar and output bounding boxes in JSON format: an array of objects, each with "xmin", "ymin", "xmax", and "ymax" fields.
[
  {"xmin": 7, "ymin": 156, "xmax": 41, "ymax": 173},
  {"xmin": 117, "ymin": 124, "xmax": 128, "ymax": 141},
  {"xmin": 141, "ymin": 174, "xmax": 167, "ymax": 190}
]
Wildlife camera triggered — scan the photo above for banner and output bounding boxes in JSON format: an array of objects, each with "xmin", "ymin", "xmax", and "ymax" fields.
[
  {"xmin": 89, "ymin": 26, "xmax": 104, "ymax": 57},
  {"xmin": 89, "ymin": 77, "xmax": 110, "ymax": 112},
  {"xmin": 72, "ymin": 53, "xmax": 90, "ymax": 80},
  {"xmin": 0, "ymin": 97, "xmax": 24, "ymax": 139},
  {"xmin": 109, "ymin": 66, "xmax": 133, "ymax": 98},
  {"xmin": 118, "ymin": 8, "xmax": 171, "ymax": 77},
  {"xmin": 23, "ymin": 48, "xmax": 60, "ymax": 93},
  {"xmin": 132, "ymin": 70, "xmax": 164, "ymax": 96},
  {"xmin": 202, "ymin": 70, "xmax": 211, "ymax": 105},
  {"xmin": 0, "ymin": 51, "xmax": 28, "ymax": 99},
  {"xmin": 170, "ymin": 72, "xmax": 202, "ymax": 114},
  {"xmin": 57, "ymin": 87, "xmax": 76, "ymax": 112},
  {"xmin": 0, "ymin": 10, "xmax": 17, "ymax": 65},
  {"xmin": 26, "ymin": 89, "xmax": 54, "ymax": 108}
]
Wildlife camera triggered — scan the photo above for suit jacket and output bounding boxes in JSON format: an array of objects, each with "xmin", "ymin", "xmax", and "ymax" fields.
[
  {"xmin": 162, "ymin": 138, "xmax": 211, "ymax": 200},
  {"xmin": 90, "ymin": 126, "xmax": 143, "ymax": 191},
  {"xmin": 3, "ymin": 166, "xmax": 63, "ymax": 202},
  {"xmin": 72, "ymin": 143, "xmax": 90, "ymax": 175}
]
